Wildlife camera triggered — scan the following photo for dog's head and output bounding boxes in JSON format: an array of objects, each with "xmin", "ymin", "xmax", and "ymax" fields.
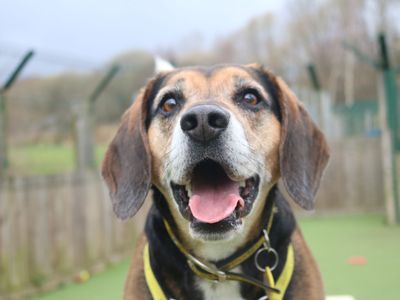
[{"xmin": 102, "ymin": 64, "xmax": 329, "ymax": 241}]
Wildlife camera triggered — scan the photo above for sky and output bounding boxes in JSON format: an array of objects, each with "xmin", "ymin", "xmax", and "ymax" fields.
[{"xmin": 0, "ymin": 0, "xmax": 285, "ymax": 79}]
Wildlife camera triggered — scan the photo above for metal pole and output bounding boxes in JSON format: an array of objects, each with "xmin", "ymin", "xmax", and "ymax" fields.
[
  {"xmin": 383, "ymin": 69, "xmax": 400, "ymax": 147},
  {"xmin": 306, "ymin": 64, "xmax": 325, "ymax": 131},
  {"xmin": 379, "ymin": 34, "xmax": 400, "ymax": 151},
  {"xmin": 0, "ymin": 92, "xmax": 7, "ymax": 179},
  {"xmin": 0, "ymin": 50, "xmax": 35, "ymax": 178},
  {"xmin": 76, "ymin": 65, "xmax": 120, "ymax": 170},
  {"xmin": 306, "ymin": 64, "xmax": 321, "ymax": 91},
  {"xmin": 342, "ymin": 34, "xmax": 400, "ymax": 224},
  {"xmin": 2, "ymin": 50, "xmax": 35, "ymax": 91},
  {"xmin": 379, "ymin": 74, "xmax": 398, "ymax": 225},
  {"xmin": 88, "ymin": 64, "xmax": 120, "ymax": 109},
  {"xmin": 378, "ymin": 33, "xmax": 400, "ymax": 223}
]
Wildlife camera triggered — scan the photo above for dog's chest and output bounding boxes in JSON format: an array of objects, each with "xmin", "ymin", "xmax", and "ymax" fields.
[
  {"xmin": 192, "ymin": 240, "xmax": 247, "ymax": 299},
  {"xmin": 194, "ymin": 265, "xmax": 243, "ymax": 300},
  {"xmin": 196, "ymin": 279, "xmax": 243, "ymax": 300}
]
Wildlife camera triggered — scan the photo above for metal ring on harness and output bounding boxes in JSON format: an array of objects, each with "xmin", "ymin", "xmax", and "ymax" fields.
[{"xmin": 254, "ymin": 247, "xmax": 279, "ymax": 272}]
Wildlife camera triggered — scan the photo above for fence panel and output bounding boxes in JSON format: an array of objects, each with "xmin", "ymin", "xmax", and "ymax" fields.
[
  {"xmin": 315, "ymin": 137, "xmax": 384, "ymax": 212},
  {"xmin": 0, "ymin": 171, "xmax": 137, "ymax": 299},
  {"xmin": 0, "ymin": 137, "xmax": 386, "ymax": 298}
]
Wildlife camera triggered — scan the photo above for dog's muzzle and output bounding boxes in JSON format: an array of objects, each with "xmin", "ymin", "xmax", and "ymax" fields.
[{"xmin": 167, "ymin": 104, "xmax": 261, "ymax": 239}]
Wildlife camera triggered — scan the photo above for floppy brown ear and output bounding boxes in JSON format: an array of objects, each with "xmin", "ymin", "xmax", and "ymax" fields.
[
  {"xmin": 276, "ymin": 77, "xmax": 330, "ymax": 210},
  {"xmin": 101, "ymin": 89, "xmax": 151, "ymax": 219}
]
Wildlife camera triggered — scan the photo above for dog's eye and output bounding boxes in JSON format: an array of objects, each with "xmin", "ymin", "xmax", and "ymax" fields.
[
  {"xmin": 161, "ymin": 98, "xmax": 178, "ymax": 113},
  {"xmin": 241, "ymin": 92, "xmax": 259, "ymax": 106}
]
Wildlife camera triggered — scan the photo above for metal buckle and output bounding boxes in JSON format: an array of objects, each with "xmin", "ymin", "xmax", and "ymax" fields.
[{"xmin": 186, "ymin": 254, "xmax": 227, "ymax": 281}]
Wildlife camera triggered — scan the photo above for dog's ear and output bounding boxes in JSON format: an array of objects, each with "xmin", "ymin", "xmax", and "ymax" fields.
[
  {"xmin": 275, "ymin": 76, "xmax": 329, "ymax": 210},
  {"xmin": 101, "ymin": 85, "xmax": 153, "ymax": 220}
]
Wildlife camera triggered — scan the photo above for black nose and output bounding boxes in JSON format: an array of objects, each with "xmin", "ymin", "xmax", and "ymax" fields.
[{"xmin": 180, "ymin": 104, "xmax": 230, "ymax": 143}]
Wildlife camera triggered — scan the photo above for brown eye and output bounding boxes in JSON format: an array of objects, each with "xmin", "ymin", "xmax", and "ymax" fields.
[
  {"xmin": 161, "ymin": 98, "xmax": 178, "ymax": 113},
  {"xmin": 242, "ymin": 92, "xmax": 259, "ymax": 106}
]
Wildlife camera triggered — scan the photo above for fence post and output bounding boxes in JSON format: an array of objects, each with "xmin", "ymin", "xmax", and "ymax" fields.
[
  {"xmin": 0, "ymin": 92, "xmax": 7, "ymax": 179},
  {"xmin": 75, "ymin": 101, "xmax": 96, "ymax": 170},
  {"xmin": 378, "ymin": 34, "xmax": 400, "ymax": 224},
  {"xmin": 378, "ymin": 75, "xmax": 398, "ymax": 225},
  {"xmin": 306, "ymin": 64, "xmax": 326, "ymax": 131},
  {"xmin": 343, "ymin": 33, "xmax": 399, "ymax": 224},
  {"xmin": 75, "ymin": 65, "xmax": 119, "ymax": 171}
]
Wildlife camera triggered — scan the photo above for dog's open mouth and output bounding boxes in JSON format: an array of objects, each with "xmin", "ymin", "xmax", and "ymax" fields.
[{"xmin": 171, "ymin": 160, "xmax": 259, "ymax": 224}]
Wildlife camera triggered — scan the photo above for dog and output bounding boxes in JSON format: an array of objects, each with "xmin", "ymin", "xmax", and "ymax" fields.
[{"xmin": 102, "ymin": 64, "xmax": 329, "ymax": 300}]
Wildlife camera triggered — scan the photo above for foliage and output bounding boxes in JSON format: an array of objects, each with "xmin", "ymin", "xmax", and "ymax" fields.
[
  {"xmin": 7, "ymin": 51, "xmax": 153, "ymax": 145},
  {"xmin": 5, "ymin": 0, "xmax": 400, "ymax": 147},
  {"xmin": 176, "ymin": 0, "xmax": 400, "ymax": 102}
]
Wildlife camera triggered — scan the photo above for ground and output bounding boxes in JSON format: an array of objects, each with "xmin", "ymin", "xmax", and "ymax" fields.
[{"xmin": 28, "ymin": 214, "xmax": 400, "ymax": 300}]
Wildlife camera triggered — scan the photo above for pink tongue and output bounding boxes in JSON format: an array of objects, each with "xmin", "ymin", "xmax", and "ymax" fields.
[{"xmin": 188, "ymin": 180, "xmax": 244, "ymax": 224}]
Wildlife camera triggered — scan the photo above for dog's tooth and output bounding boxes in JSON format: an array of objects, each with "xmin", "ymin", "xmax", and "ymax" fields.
[
  {"xmin": 186, "ymin": 185, "xmax": 192, "ymax": 197},
  {"xmin": 239, "ymin": 181, "xmax": 246, "ymax": 188}
]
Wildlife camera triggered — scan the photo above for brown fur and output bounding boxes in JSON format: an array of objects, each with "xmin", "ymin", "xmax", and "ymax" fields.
[
  {"xmin": 102, "ymin": 65, "xmax": 329, "ymax": 299},
  {"xmin": 145, "ymin": 67, "xmax": 284, "ymax": 250},
  {"xmin": 291, "ymin": 228, "xmax": 325, "ymax": 299},
  {"xmin": 124, "ymin": 234, "xmax": 149, "ymax": 300},
  {"xmin": 102, "ymin": 88, "xmax": 152, "ymax": 220},
  {"xmin": 275, "ymin": 76, "xmax": 329, "ymax": 210}
]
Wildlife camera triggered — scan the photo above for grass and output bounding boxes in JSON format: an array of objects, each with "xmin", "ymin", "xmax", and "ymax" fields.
[
  {"xmin": 300, "ymin": 214, "xmax": 400, "ymax": 300},
  {"xmin": 9, "ymin": 144, "xmax": 107, "ymax": 175},
  {"xmin": 28, "ymin": 214, "xmax": 400, "ymax": 300},
  {"xmin": 28, "ymin": 260, "xmax": 128, "ymax": 300}
]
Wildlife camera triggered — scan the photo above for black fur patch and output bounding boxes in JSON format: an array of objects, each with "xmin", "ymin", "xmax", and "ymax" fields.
[
  {"xmin": 145, "ymin": 74, "xmax": 169, "ymax": 129},
  {"xmin": 145, "ymin": 189, "xmax": 203, "ymax": 299},
  {"xmin": 246, "ymin": 67, "xmax": 282, "ymax": 122}
]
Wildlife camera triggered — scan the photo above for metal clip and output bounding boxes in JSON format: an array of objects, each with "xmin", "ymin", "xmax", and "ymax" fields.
[{"xmin": 262, "ymin": 229, "xmax": 271, "ymax": 249}]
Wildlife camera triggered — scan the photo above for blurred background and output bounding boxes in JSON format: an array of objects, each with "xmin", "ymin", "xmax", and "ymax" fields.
[{"xmin": 1, "ymin": 0, "xmax": 400, "ymax": 299}]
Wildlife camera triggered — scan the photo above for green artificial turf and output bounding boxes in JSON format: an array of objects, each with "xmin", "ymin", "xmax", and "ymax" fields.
[
  {"xmin": 29, "ymin": 214, "xmax": 400, "ymax": 300},
  {"xmin": 28, "ymin": 260, "xmax": 129, "ymax": 300},
  {"xmin": 300, "ymin": 214, "xmax": 400, "ymax": 300}
]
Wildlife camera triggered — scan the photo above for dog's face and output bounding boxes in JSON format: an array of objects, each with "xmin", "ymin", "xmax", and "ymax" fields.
[
  {"xmin": 147, "ymin": 66, "xmax": 282, "ymax": 240},
  {"xmin": 102, "ymin": 64, "xmax": 329, "ymax": 242}
]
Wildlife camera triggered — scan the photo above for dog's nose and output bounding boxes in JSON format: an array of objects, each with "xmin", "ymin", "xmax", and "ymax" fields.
[{"xmin": 180, "ymin": 105, "xmax": 230, "ymax": 143}]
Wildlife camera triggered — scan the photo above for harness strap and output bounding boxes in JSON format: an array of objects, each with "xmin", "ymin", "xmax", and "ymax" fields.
[
  {"xmin": 221, "ymin": 236, "xmax": 266, "ymax": 269},
  {"xmin": 188, "ymin": 261, "xmax": 280, "ymax": 293},
  {"xmin": 266, "ymin": 244, "xmax": 295, "ymax": 300},
  {"xmin": 163, "ymin": 205, "xmax": 277, "ymax": 272},
  {"xmin": 144, "ymin": 243, "xmax": 168, "ymax": 300},
  {"xmin": 143, "ymin": 205, "xmax": 294, "ymax": 299},
  {"xmin": 277, "ymin": 244, "xmax": 295, "ymax": 299}
]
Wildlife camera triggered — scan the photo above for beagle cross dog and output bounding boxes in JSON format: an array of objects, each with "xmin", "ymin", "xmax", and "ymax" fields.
[{"xmin": 102, "ymin": 64, "xmax": 329, "ymax": 300}]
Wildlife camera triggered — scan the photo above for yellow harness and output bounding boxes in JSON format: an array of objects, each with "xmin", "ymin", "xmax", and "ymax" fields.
[{"xmin": 144, "ymin": 208, "xmax": 294, "ymax": 300}]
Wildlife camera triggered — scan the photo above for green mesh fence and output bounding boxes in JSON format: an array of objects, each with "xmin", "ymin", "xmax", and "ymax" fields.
[{"xmin": 333, "ymin": 100, "xmax": 380, "ymax": 138}]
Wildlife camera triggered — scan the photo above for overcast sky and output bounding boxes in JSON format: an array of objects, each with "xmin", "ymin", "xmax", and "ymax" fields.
[{"xmin": 0, "ymin": 0, "xmax": 285, "ymax": 79}]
